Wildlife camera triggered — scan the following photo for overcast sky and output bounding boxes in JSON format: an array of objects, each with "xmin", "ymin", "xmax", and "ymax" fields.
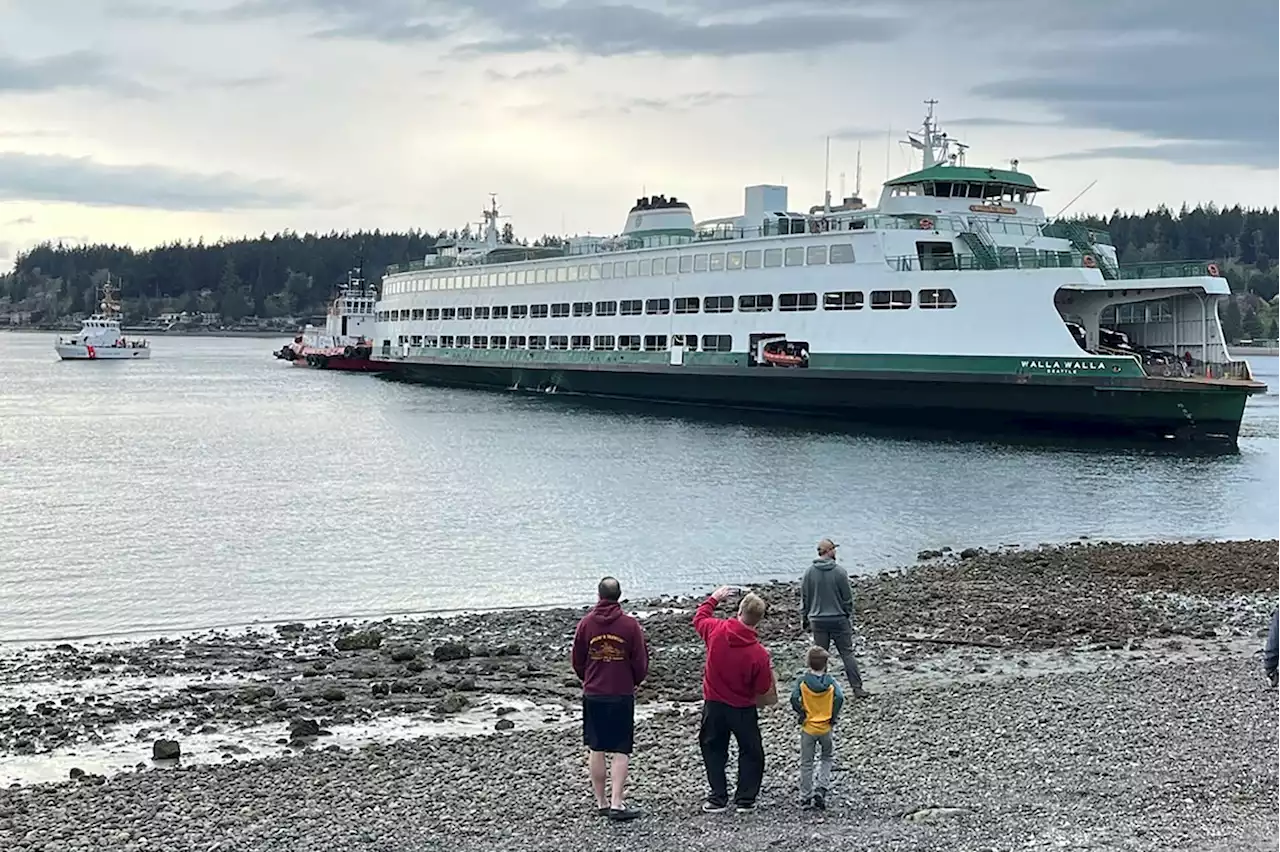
[{"xmin": 0, "ymin": 0, "xmax": 1276, "ymax": 268}]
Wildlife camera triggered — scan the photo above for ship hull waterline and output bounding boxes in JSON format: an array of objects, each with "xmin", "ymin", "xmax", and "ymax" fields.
[
  {"xmin": 55, "ymin": 345, "xmax": 151, "ymax": 361},
  {"xmin": 379, "ymin": 358, "xmax": 1256, "ymax": 447}
]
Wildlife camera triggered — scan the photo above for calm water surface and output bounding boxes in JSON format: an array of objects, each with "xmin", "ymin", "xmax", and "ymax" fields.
[{"xmin": 1, "ymin": 333, "xmax": 1276, "ymax": 643}]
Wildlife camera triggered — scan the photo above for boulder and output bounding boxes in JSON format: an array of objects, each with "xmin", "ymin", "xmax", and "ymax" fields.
[
  {"xmin": 152, "ymin": 739, "xmax": 181, "ymax": 761},
  {"xmin": 334, "ymin": 630, "xmax": 383, "ymax": 652},
  {"xmin": 433, "ymin": 642, "xmax": 470, "ymax": 663}
]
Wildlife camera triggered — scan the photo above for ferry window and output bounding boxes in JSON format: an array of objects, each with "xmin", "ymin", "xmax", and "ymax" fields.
[
  {"xmin": 679, "ymin": 255, "xmax": 693, "ymax": 274},
  {"xmin": 411, "ymin": 335, "xmax": 423, "ymax": 346},
  {"xmin": 701, "ymin": 335, "xmax": 732, "ymax": 352},
  {"xmin": 515, "ymin": 271, "xmax": 526, "ymax": 285},
  {"xmin": 918, "ymin": 289, "xmax": 957, "ymax": 309},
  {"xmin": 620, "ymin": 299, "xmax": 642, "ymax": 316},
  {"xmin": 457, "ymin": 336, "xmax": 470, "ymax": 347},
  {"xmin": 530, "ymin": 304, "xmax": 549, "ymax": 319},
  {"xmin": 573, "ymin": 301, "xmax": 593, "ymax": 317},
  {"xmin": 551, "ymin": 302, "xmax": 570, "ymax": 318},
  {"xmin": 665, "ymin": 257, "xmax": 678, "ymax": 275},
  {"xmin": 780, "ymin": 293, "xmax": 818, "ymax": 312},
  {"xmin": 806, "ymin": 246, "xmax": 828, "ymax": 265},
  {"xmin": 601, "ymin": 263, "xmax": 612, "ymax": 280},
  {"xmin": 829, "ymin": 244, "xmax": 855, "ymax": 264},
  {"xmin": 643, "ymin": 335, "xmax": 668, "ymax": 351},
  {"xmin": 511, "ymin": 305, "xmax": 529, "ymax": 319},
  {"xmin": 529, "ymin": 335, "xmax": 547, "ymax": 348},
  {"xmin": 536, "ymin": 269, "xmax": 548, "ymax": 284},
  {"xmin": 709, "ymin": 253, "xmax": 726, "ymax": 271},
  {"xmin": 595, "ymin": 300, "xmax": 618, "ymax": 316},
  {"xmin": 556, "ymin": 267, "xmax": 568, "ymax": 283},
  {"xmin": 399, "ymin": 310, "xmax": 410, "ymax": 320},
  {"xmin": 473, "ymin": 336, "xmax": 489, "ymax": 348},
  {"xmin": 726, "ymin": 251, "xmax": 744, "ymax": 270},
  {"xmin": 425, "ymin": 336, "xmax": 438, "ymax": 347},
  {"xmin": 744, "ymin": 249, "xmax": 762, "ymax": 269},
  {"xmin": 870, "ymin": 289, "xmax": 912, "ymax": 310},
  {"xmin": 674, "ymin": 297, "xmax": 700, "ymax": 314},
  {"xmin": 474, "ymin": 306, "xmax": 490, "ymax": 320},
  {"xmin": 567, "ymin": 266, "xmax": 579, "ymax": 282},
  {"xmin": 593, "ymin": 335, "xmax": 616, "ymax": 350},
  {"xmin": 619, "ymin": 335, "xmax": 642, "ymax": 351},
  {"xmin": 645, "ymin": 298, "xmax": 671, "ymax": 315},
  {"xmin": 590, "ymin": 264, "xmax": 601, "ymax": 280},
  {"xmin": 509, "ymin": 335, "xmax": 527, "ymax": 348},
  {"xmin": 491, "ymin": 335, "xmax": 507, "ymax": 348},
  {"xmin": 411, "ymin": 309, "xmax": 424, "ymax": 320},
  {"xmin": 823, "ymin": 291, "xmax": 864, "ymax": 310},
  {"xmin": 763, "ymin": 249, "xmax": 783, "ymax": 268},
  {"xmin": 440, "ymin": 336, "xmax": 454, "ymax": 347},
  {"xmin": 693, "ymin": 254, "xmax": 708, "ymax": 272},
  {"xmin": 580, "ymin": 265, "xmax": 590, "ymax": 280},
  {"xmin": 571, "ymin": 335, "xmax": 591, "ymax": 350},
  {"xmin": 704, "ymin": 295, "xmax": 733, "ymax": 313},
  {"xmin": 458, "ymin": 307, "xmax": 473, "ymax": 320},
  {"xmin": 738, "ymin": 294, "xmax": 774, "ymax": 312},
  {"xmin": 442, "ymin": 308, "xmax": 456, "ymax": 320},
  {"xmin": 492, "ymin": 306, "xmax": 509, "ymax": 319},
  {"xmin": 626, "ymin": 260, "xmax": 639, "ymax": 276},
  {"xmin": 614, "ymin": 261, "xmax": 626, "ymax": 277}
]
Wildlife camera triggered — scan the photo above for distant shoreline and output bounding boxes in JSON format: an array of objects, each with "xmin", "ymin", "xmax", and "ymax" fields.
[{"xmin": 0, "ymin": 327, "xmax": 287, "ymax": 339}]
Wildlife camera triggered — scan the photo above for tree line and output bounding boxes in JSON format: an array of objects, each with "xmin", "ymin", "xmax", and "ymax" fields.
[{"xmin": 0, "ymin": 205, "xmax": 1276, "ymax": 340}]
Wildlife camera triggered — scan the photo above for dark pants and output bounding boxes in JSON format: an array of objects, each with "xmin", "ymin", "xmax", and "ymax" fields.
[
  {"xmin": 812, "ymin": 619, "xmax": 863, "ymax": 689},
  {"xmin": 698, "ymin": 700, "xmax": 764, "ymax": 807}
]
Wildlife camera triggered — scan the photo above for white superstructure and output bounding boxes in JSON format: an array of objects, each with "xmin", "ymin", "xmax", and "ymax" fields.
[{"xmin": 372, "ymin": 101, "xmax": 1243, "ymax": 382}]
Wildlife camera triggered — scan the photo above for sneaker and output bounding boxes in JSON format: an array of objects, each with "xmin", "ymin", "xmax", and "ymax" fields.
[
  {"xmin": 801, "ymin": 796, "xmax": 816, "ymax": 810},
  {"xmin": 608, "ymin": 806, "xmax": 642, "ymax": 822},
  {"xmin": 813, "ymin": 792, "xmax": 827, "ymax": 811},
  {"xmin": 735, "ymin": 802, "xmax": 757, "ymax": 814},
  {"xmin": 702, "ymin": 800, "xmax": 728, "ymax": 814},
  {"xmin": 851, "ymin": 687, "xmax": 871, "ymax": 699}
]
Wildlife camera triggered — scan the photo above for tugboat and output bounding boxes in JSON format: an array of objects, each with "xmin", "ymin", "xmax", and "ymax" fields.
[
  {"xmin": 55, "ymin": 276, "xmax": 151, "ymax": 361},
  {"xmin": 274, "ymin": 269, "xmax": 393, "ymax": 372}
]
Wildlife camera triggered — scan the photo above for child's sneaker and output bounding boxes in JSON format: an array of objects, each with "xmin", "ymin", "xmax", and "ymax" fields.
[
  {"xmin": 801, "ymin": 796, "xmax": 817, "ymax": 810},
  {"xmin": 813, "ymin": 791, "xmax": 827, "ymax": 810}
]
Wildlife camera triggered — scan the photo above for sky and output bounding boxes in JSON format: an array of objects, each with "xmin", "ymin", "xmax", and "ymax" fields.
[{"xmin": 0, "ymin": 0, "xmax": 1276, "ymax": 269}]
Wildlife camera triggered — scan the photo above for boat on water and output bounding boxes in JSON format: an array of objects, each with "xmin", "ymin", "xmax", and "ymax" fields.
[
  {"xmin": 55, "ymin": 277, "xmax": 151, "ymax": 361},
  {"xmin": 274, "ymin": 270, "xmax": 394, "ymax": 372},
  {"xmin": 371, "ymin": 100, "xmax": 1266, "ymax": 446}
]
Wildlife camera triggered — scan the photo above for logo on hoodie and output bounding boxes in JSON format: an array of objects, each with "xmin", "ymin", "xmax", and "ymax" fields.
[{"xmin": 589, "ymin": 634, "xmax": 627, "ymax": 663}]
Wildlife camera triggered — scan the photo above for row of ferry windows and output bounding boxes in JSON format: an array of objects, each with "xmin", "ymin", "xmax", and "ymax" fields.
[
  {"xmin": 399, "ymin": 334, "xmax": 734, "ymax": 352},
  {"xmin": 386, "ymin": 243, "xmax": 857, "ymax": 295},
  {"xmin": 380, "ymin": 288, "xmax": 957, "ymax": 322}
]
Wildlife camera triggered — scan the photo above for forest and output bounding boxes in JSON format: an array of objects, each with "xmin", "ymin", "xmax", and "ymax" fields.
[{"xmin": 1, "ymin": 204, "xmax": 1276, "ymax": 341}]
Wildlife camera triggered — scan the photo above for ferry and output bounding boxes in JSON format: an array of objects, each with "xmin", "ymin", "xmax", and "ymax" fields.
[
  {"xmin": 55, "ymin": 277, "xmax": 151, "ymax": 361},
  {"xmin": 371, "ymin": 101, "xmax": 1265, "ymax": 446},
  {"xmin": 274, "ymin": 270, "xmax": 393, "ymax": 372}
]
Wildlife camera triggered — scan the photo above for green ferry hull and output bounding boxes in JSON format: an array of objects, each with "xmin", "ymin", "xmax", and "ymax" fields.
[{"xmin": 383, "ymin": 357, "xmax": 1257, "ymax": 447}]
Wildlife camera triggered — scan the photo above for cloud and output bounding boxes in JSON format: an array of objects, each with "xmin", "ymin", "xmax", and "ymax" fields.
[
  {"xmin": 965, "ymin": 0, "xmax": 1277, "ymax": 169},
  {"xmin": 483, "ymin": 64, "xmax": 570, "ymax": 82},
  {"xmin": 5, "ymin": 216, "xmax": 36, "ymax": 226},
  {"xmin": 942, "ymin": 116, "xmax": 1056, "ymax": 129},
  {"xmin": 1032, "ymin": 143, "xmax": 1271, "ymax": 169},
  {"xmin": 0, "ymin": 153, "xmax": 309, "ymax": 211},
  {"xmin": 0, "ymin": 130, "xmax": 69, "ymax": 139},
  {"xmin": 830, "ymin": 126, "xmax": 892, "ymax": 142},
  {"xmin": 0, "ymin": 50, "xmax": 153, "ymax": 97}
]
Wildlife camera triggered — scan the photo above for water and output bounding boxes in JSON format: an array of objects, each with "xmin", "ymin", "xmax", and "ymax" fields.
[{"xmin": 0, "ymin": 333, "xmax": 1275, "ymax": 644}]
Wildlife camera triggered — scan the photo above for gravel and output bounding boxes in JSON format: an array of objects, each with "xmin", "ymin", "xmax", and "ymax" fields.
[{"xmin": 0, "ymin": 540, "xmax": 1276, "ymax": 851}]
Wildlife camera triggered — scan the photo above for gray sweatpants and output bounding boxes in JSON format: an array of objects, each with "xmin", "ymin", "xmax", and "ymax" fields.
[
  {"xmin": 812, "ymin": 620, "xmax": 863, "ymax": 689},
  {"xmin": 799, "ymin": 731, "xmax": 834, "ymax": 799}
]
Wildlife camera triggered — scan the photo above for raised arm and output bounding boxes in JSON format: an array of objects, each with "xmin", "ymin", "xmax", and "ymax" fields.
[{"xmin": 694, "ymin": 586, "xmax": 734, "ymax": 644}]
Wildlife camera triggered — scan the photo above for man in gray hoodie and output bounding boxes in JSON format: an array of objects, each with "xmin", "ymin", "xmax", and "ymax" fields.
[
  {"xmin": 1264, "ymin": 609, "xmax": 1277, "ymax": 689},
  {"xmin": 800, "ymin": 539, "xmax": 869, "ymax": 699}
]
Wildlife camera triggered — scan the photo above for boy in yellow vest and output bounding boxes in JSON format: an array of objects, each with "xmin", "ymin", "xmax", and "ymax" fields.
[{"xmin": 789, "ymin": 646, "xmax": 844, "ymax": 810}]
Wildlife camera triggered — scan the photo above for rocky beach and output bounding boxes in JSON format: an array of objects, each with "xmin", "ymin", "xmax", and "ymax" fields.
[{"xmin": 1, "ymin": 539, "xmax": 1276, "ymax": 852}]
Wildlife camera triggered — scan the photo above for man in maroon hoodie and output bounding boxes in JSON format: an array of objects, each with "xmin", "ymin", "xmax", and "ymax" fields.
[
  {"xmin": 571, "ymin": 576, "xmax": 649, "ymax": 822},
  {"xmin": 694, "ymin": 585, "xmax": 778, "ymax": 814}
]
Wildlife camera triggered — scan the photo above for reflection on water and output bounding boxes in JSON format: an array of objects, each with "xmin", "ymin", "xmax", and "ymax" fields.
[{"xmin": 0, "ymin": 333, "xmax": 1275, "ymax": 643}]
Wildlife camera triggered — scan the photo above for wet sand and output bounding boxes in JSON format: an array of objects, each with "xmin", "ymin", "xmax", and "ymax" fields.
[{"xmin": 1, "ymin": 540, "xmax": 1276, "ymax": 851}]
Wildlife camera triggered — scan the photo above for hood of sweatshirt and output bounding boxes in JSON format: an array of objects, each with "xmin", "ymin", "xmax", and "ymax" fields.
[
  {"xmin": 801, "ymin": 671, "xmax": 836, "ymax": 692},
  {"xmin": 723, "ymin": 617, "xmax": 761, "ymax": 648},
  {"xmin": 811, "ymin": 557, "xmax": 838, "ymax": 572},
  {"xmin": 589, "ymin": 600, "xmax": 625, "ymax": 625}
]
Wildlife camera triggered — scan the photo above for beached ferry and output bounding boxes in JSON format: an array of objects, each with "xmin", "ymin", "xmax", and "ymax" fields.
[
  {"xmin": 55, "ymin": 277, "xmax": 151, "ymax": 361},
  {"xmin": 372, "ymin": 101, "xmax": 1265, "ymax": 445}
]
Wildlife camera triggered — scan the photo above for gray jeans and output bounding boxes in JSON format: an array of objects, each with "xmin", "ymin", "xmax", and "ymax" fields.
[
  {"xmin": 812, "ymin": 619, "xmax": 863, "ymax": 689},
  {"xmin": 799, "ymin": 731, "xmax": 834, "ymax": 799}
]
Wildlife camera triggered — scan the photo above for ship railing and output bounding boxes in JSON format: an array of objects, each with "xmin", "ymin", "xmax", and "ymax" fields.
[
  {"xmin": 1115, "ymin": 260, "xmax": 1223, "ymax": 280},
  {"xmin": 1041, "ymin": 222, "xmax": 1115, "ymax": 246},
  {"xmin": 885, "ymin": 251, "xmax": 1081, "ymax": 272}
]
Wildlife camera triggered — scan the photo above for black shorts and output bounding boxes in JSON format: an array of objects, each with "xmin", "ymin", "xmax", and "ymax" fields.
[{"xmin": 582, "ymin": 694, "xmax": 635, "ymax": 755}]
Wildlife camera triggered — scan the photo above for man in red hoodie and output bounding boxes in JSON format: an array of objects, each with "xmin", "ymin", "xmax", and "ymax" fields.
[
  {"xmin": 571, "ymin": 576, "xmax": 649, "ymax": 822},
  {"xmin": 694, "ymin": 585, "xmax": 778, "ymax": 814}
]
